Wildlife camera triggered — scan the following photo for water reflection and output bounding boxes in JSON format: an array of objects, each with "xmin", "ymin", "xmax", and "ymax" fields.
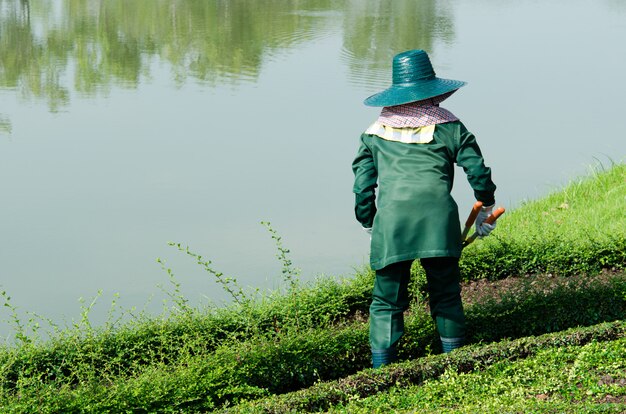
[
  {"xmin": 0, "ymin": 1, "xmax": 69, "ymax": 111},
  {"xmin": 1, "ymin": 0, "xmax": 624, "ymax": 339},
  {"xmin": 341, "ymin": 0, "xmax": 454, "ymax": 90},
  {"xmin": 0, "ymin": 0, "xmax": 450, "ymax": 110},
  {"xmin": 0, "ymin": 114, "xmax": 11, "ymax": 134}
]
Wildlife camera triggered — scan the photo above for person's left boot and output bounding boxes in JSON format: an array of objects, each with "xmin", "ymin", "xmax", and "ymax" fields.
[
  {"xmin": 440, "ymin": 336, "xmax": 464, "ymax": 353},
  {"xmin": 371, "ymin": 347, "xmax": 398, "ymax": 368}
]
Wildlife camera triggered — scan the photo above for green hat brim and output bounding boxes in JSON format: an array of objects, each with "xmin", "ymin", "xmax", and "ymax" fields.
[{"xmin": 364, "ymin": 77, "xmax": 466, "ymax": 107}]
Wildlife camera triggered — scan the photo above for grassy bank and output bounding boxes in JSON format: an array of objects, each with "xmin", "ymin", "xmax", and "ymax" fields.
[
  {"xmin": 329, "ymin": 334, "xmax": 626, "ymax": 413},
  {"xmin": 0, "ymin": 164, "xmax": 624, "ymax": 412},
  {"xmin": 2, "ymin": 271, "xmax": 624, "ymax": 413},
  {"xmin": 459, "ymin": 163, "xmax": 625, "ymax": 279},
  {"xmin": 226, "ymin": 321, "xmax": 626, "ymax": 413}
]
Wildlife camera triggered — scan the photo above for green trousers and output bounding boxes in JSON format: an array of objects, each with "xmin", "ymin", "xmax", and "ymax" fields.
[{"xmin": 369, "ymin": 257, "xmax": 466, "ymax": 350}]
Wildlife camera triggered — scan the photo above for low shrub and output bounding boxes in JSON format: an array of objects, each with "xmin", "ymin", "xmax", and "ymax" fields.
[
  {"xmin": 1, "ymin": 165, "xmax": 623, "ymax": 412},
  {"xmin": 327, "ymin": 336, "xmax": 626, "ymax": 413},
  {"xmin": 223, "ymin": 320, "xmax": 626, "ymax": 413},
  {"xmin": 2, "ymin": 273, "xmax": 624, "ymax": 412},
  {"xmin": 0, "ymin": 267, "xmax": 375, "ymax": 391},
  {"xmin": 1, "ymin": 322, "xmax": 370, "ymax": 413},
  {"xmin": 464, "ymin": 272, "xmax": 626, "ymax": 342}
]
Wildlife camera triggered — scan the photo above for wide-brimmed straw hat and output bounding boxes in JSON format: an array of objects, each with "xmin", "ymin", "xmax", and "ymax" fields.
[{"xmin": 364, "ymin": 50, "xmax": 466, "ymax": 107}]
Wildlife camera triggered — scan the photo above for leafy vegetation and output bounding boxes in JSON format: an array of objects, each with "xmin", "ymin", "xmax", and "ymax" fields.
[
  {"xmin": 0, "ymin": 164, "xmax": 623, "ymax": 412},
  {"xmin": 458, "ymin": 163, "xmax": 625, "ymax": 280},
  {"xmin": 329, "ymin": 334, "xmax": 626, "ymax": 413},
  {"xmin": 227, "ymin": 321, "xmax": 626, "ymax": 413}
]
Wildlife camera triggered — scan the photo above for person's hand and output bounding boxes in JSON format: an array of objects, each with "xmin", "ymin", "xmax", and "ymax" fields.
[
  {"xmin": 476, "ymin": 221, "xmax": 496, "ymax": 237},
  {"xmin": 475, "ymin": 205, "xmax": 496, "ymax": 237}
]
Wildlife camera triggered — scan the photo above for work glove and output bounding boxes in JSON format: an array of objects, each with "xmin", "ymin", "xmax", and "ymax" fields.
[{"xmin": 475, "ymin": 204, "xmax": 496, "ymax": 238}]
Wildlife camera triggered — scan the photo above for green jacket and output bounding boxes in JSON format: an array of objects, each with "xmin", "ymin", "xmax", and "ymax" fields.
[{"xmin": 352, "ymin": 120, "xmax": 496, "ymax": 270}]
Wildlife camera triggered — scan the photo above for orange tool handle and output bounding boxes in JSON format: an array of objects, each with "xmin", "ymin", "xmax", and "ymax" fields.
[
  {"xmin": 461, "ymin": 201, "xmax": 483, "ymax": 240},
  {"xmin": 462, "ymin": 206, "xmax": 506, "ymax": 248},
  {"xmin": 484, "ymin": 207, "xmax": 506, "ymax": 225},
  {"xmin": 465, "ymin": 201, "xmax": 484, "ymax": 228}
]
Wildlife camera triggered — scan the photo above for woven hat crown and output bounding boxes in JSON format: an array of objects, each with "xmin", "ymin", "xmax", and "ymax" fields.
[
  {"xmin": 363, "ymin": 49, "xmax": 466, "ymax": 107},
  {"xmin": 392, "ymin": 50, "xmax": 436, "ymax": 85}
]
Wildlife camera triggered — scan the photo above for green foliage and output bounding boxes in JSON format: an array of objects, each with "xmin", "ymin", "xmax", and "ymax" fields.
[
  {"xmin": 226, "ymin": 321, "xmax": 626, "ymax": 413},
  {"xmin": 460, "ymin": 163, "xmax": 626, "ymax": 280},
  {"xmin": 0, "ymin": 223, "xmax": 375, "ymax": 406},
  {"xmin": 261, "ymin": 221, "xmax": 301, "ymax": 293},
  {"xmin": 329, "ymin": 336, "xmax": 626, "ymax": 413},
  {"xmin": 466, "ymin": 273, "xmax": 626, "ymax": 342},
  {"xmin": 0, "ymin": 323, "xmax": 370, "ymax": 413},
  {"xmin": 395, "ymin": 310, "xmax": 441, "ymax": 360},
  {"xmin": 1, "ymin": 271, "xmax": 624, "ymax": 412},
  {"xmin": 1, "ymin": 290, "xmax": 32, "ymax": 346},
  {"xmin": 0, "ymin": 165, "xmax": 624, "ymax": 412}
]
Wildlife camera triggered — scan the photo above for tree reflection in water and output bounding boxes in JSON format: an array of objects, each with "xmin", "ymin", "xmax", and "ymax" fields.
[{"xmin": 0, "ymin": 0, "xmax": 453, "ymax": 111}]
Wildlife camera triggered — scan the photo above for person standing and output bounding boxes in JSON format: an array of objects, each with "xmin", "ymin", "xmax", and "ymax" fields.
[{"xmin": 352, "ymin": 49, "xmax": 497, "ymax": 368}]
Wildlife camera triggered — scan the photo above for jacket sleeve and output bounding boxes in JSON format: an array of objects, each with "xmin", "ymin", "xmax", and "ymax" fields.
[
  {"xmin": 455, "ymin": 123, "xmax": 497, "ymax": 205},
  {"xmin": 351, "ymin": 134, "xmax": 378, "ymax": 228}
]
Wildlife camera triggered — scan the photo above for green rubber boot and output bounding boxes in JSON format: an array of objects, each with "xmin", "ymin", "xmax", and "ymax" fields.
[
  {"xmin": 371, "ymin": 347, "xmax": 398, "ymax": 368},
  {"xmin": 440, "ymin": 336, "xmax": 464, "ymax": 353}
]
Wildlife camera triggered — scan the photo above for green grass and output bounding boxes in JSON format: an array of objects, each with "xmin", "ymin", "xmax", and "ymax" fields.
[
  {"xmin": 459, "ymin": 163, "xmax": 626, "ymax": 279},
  {"xmin": 225, "ymin": 321, "xmax": 626, "ymax": 413},
  {"xmin": 0, "ymin": 163, "xmax": 623, "ymax": 413},
  {"xmin": 328, "ymin": 336, "xmax": 626, "ymax": 413},
  {"xmin": 0, "ymin": 273, "xmax": 623, "ymax": 412}
]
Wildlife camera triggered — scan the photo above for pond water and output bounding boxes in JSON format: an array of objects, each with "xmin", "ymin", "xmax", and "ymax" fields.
[{"xmin": 1, "ymin": 0, "xmax": 625, "ymax": 337}]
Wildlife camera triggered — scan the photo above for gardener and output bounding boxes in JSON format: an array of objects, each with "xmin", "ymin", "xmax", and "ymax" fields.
[{"xmin": 352, "ymin": 49, "xmax": 497, "ymax": 368}]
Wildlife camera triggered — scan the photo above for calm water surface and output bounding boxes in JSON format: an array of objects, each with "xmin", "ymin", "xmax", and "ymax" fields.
[{"xmin": 1, "ymin": 0, "xmax": 625, "ymax": 337}]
